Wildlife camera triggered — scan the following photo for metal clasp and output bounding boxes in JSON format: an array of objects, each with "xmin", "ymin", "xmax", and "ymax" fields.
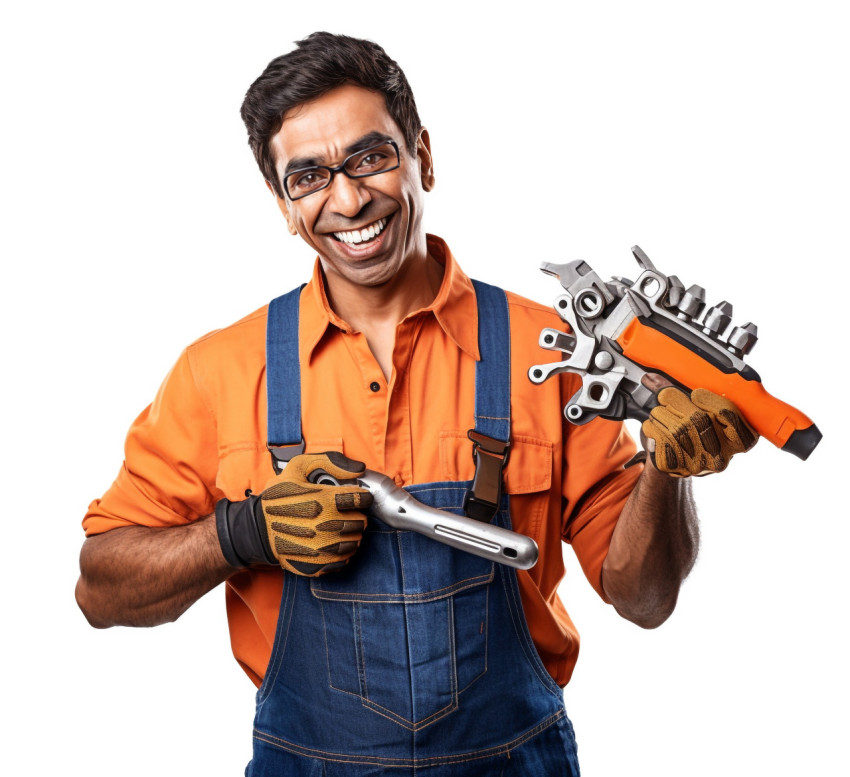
[
  {"xmin": 463, "ymin": 430, "xmax": 511, "ymax": 522},
  {"xmin": 267, "ymin": 439, "xmax": 306, "ymax": 475}
]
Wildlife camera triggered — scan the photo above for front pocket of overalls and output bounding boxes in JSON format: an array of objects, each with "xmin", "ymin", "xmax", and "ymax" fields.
[{"xmin": 310, "ymin": 526, "xmax": 494, "ymax": 730}]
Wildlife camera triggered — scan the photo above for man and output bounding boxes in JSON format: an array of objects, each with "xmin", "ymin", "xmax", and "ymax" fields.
[{"xmin": 76, "ymin": 32, "xmax": 756, "ymax": 775}]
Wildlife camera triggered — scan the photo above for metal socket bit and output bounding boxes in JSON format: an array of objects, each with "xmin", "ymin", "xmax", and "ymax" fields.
[
  {"xmin": 677, "ymin": 284, "xmax": 706, "ymax": 318},
  {"xmin": 702, "ymin": 301, "xmax": 734, "ymax": 336},
  {"xmin": 727, "ymin": 322, "xmax": 758, "ymax": 355},
  {"xmin": 664, "ymin": 275, "xmax": 685, "ymax": 308}
]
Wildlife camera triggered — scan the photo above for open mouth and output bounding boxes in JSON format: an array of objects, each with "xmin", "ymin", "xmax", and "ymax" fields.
[{"xmin": 332, "ymin": 216, "xmax": 389, "ymax": 245}]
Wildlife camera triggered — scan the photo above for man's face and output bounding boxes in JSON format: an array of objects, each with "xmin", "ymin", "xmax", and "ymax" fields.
[{"xmin": 269, "ymin": 84, "xmax": 434, "ymax": 290}]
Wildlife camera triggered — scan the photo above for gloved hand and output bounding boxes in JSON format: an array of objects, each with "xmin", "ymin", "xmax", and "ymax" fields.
[
  {"xmin": 215, "ymin": 452, "xmax": 373, "ymax": 576},
  {"xmin": 642, "ymin": 387, "xmax": 758, "ymax": 477}
]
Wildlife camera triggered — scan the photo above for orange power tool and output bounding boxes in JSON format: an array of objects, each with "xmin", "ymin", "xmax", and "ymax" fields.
[{"xmin": 528, "ymin": 246, "xmax": 821, "ymax": 460}]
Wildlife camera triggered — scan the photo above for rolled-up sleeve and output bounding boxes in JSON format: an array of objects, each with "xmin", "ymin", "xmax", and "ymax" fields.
[{"xmin": 82, "ymin": 347, "xmax": 219, "ymax": 536}]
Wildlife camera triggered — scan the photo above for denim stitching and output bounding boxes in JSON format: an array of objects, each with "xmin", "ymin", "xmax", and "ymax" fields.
[
  {"xmin": 354, "ymin": 602, "xmax": 367, "ymax": 699},
  {"xmin": 252, "ymin": 709, "xmax": 564, "ymax": 766},
  {"xmin": 448, "ymin": 593, "xmax": 459, "ymax": 701},
  {"xmin": 310, "ymin": 572, "xmax": 493, "ymax": 603},
  {"xmin": 358, "ymin": 691, "xmax": 458, "ymax": 732},
  {"xmin": 397, "ymin": 527, "xmax": 408, "ymax": 594}
]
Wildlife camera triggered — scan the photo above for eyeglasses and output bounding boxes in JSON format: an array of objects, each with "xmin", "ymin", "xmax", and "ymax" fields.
[{"xmin": 283, "ymin": 139, "xmax": 401, "ymax": 200}]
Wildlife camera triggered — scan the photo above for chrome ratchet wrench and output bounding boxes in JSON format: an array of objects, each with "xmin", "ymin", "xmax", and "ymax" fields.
[{"xmin": 310, "ymin": 468, "xmax": 539, "ymax": 570}]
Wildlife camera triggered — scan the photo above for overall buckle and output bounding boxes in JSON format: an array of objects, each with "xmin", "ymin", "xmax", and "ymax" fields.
[
  {"xmin": 463, "ymin": 430, "xmax": 511, "ymax": 522},
  {"xmin": 267, "ymin": 439, "xmax": 306, "ymax": 475}
]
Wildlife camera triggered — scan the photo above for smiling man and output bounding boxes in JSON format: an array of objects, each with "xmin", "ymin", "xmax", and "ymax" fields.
[{"xmin": 76, "ymin": 32, "xmax": 756, "ymax": 776}]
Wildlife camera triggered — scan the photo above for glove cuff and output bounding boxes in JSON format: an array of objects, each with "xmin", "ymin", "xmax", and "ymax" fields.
[
  {"xmin": 215, "ymin": 499, "xmax": 245, "ymax": 568},
  {"xmin": 215, "ymin": 496, "xmax": 275, "ymax": 568}
]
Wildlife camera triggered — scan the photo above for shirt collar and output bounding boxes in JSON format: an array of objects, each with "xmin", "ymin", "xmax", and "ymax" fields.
[{"xmin": 300, "ymin": 234, "xmax": 480, "ymax": 363}]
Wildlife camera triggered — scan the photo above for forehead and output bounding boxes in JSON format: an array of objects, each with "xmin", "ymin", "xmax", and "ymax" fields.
[{"xmin": 270, "ymin": 84, "xmax": 400, "ymax": 173}]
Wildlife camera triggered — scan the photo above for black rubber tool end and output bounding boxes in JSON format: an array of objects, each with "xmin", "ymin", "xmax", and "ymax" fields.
[{"xmin": 782, "ymin": 425, "xmax": 823, "ymax": 461}]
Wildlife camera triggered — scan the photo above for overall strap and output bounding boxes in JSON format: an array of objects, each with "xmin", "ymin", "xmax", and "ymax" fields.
[
  {"xmin": 266, "ymin": 286, "xmax": 306, "ymax": 474},
  {"xmin": 464, "ymin": 280, "xmax": 512, "ymax": 522}
]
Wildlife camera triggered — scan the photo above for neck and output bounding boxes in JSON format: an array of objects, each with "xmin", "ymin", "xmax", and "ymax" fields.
[
  {"xmin": 323, "ymin": 249, "xmax": 444, "ymax": 333},
  {"xmin": 321, "ymin": 246, "xmax": 445, "ymax": 382}
]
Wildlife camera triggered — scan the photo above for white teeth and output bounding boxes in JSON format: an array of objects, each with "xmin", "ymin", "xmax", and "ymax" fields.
[{"xmin": 334, "ymin": 217, "xmax": 387, "ymax": 245}]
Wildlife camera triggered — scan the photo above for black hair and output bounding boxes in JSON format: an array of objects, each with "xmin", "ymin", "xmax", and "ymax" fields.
[{"xmin": 241, "ymin": 32, "xmax": 422, "ymax": 197}]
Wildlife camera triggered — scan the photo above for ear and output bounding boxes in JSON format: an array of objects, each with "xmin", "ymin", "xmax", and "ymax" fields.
[
  {"xmin": 267, "ymin": 180, "xmax": 299, "ymax": 236},
  {"xmin": 417, "ymin": 128, "xmax": 435, "ymax": 192},
  {"xmin": 283, "ymin": 208, "xmax": 298, "ymax": 236}
]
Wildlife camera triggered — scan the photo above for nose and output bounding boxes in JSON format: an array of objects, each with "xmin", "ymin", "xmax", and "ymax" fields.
[{"xmin": 325, "ymin": 171, "xmax": 371, "ymax": 217}]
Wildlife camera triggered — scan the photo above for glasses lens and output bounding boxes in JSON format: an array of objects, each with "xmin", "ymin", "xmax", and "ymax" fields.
[
  {"xmin": 286, "ymin": 168, "xmax": 332, "ymax": 198},
  {"xmin": 344, "ymin": 142, "xmax": 400, "ymax": 178}
]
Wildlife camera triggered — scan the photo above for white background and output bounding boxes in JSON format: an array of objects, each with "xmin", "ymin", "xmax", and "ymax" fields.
[{"xmin": 2, "ymin": 1, "xmax": 847, "ymax": 774}]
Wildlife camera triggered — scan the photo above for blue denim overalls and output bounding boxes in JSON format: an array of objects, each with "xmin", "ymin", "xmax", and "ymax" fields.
[{"xmin": 247, "ymin": 281, "xmax": 580, "ymax": 776}]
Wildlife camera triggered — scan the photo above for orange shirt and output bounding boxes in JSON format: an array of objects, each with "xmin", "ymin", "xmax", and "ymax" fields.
[{"xmin": 84, "ymin": 235, "xmax": 642, "ymax": 687}]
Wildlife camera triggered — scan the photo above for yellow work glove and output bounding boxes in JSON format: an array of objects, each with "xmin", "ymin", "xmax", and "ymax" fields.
[
  {"xmin": 215, "ymin": 452, "xmax": 372, "ymax": 576},
  {"xmin": 260, "ymin": 452, "xmax": 372, "ymax": 576},
  {"xmin": 642, "ymin": 387, "xmax": 758, "ymax": 477}
]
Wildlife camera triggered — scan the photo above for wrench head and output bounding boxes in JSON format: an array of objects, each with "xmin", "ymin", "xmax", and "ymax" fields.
[{"xmin": 540, "ymin": 260, "xmax": 594, "ymax": 291}]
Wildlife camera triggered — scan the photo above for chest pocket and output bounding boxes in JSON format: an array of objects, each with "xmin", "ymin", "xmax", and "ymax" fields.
[{"xmin": 310, "ymin": 484, "xmax": 495, "ymax": 731}]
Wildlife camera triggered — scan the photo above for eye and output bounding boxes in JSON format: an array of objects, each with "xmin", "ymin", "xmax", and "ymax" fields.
[
  {"xmin": 354, "ymin": 152, "xmax": 387, "ymax": 172},
  {"xmin": 288, "ymin": 168, "xmax": 328, "ymax": 193},
  {"xmin": 349, "ymin": 143, "xmax": 397, "ymax": 175}
]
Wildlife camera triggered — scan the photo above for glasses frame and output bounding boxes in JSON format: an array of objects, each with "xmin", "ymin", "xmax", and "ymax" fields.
[{"xmin": 283, "ymin": 139, "xmax": 401, "ymax": 201}]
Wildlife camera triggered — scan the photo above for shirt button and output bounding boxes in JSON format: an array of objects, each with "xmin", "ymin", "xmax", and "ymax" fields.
[{"xmin": 369, "ymin": 381, "xmax": 381, "ymax": 392}]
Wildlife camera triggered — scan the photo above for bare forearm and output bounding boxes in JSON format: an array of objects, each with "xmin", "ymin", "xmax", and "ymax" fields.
[
  {"xmin": 601, "ymin": 463, "xmax": 699, "ymax": 628},
  {"xmin": 76, "ymin": 515, "xmax": 233, "ymax": 629}
]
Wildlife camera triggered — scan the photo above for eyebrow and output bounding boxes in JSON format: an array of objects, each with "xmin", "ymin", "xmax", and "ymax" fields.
[{"xmin": 283, "ymin": 131, "xmax": 395, "ymax": 177}]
